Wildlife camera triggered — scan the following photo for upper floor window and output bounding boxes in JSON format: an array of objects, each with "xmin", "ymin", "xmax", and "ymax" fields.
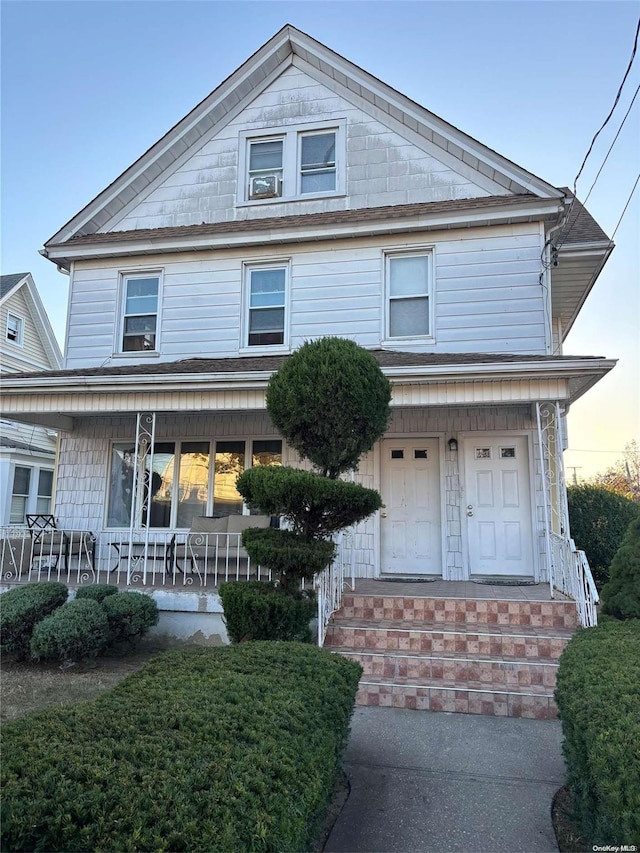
[
  {"xmin": 244, "ymin": 263, "xmax": 288, "ymax": 348},
  {"xmin": 239, "ymin": 120, "xmax": 345, "ymax": 204},
  {"xmin": 6, "ymin": 313, "xmax": 24, "ymax": 346},
  {"xmin": 385, "ymin": 251, "xmax": 434, "ymax": 340},
  {"xmin": 120, "ymin": 273, "xmax": 160, "ymax": 352}
]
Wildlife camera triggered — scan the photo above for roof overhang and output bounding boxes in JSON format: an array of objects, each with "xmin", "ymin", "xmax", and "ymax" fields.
[
  {"xmin": 551, "ymin": 241, "xmax": 614, "ymax": 338},
  {"xmin": 43, "ymin": 197, "xmax": 563, "ymax": 269},
  {"xmin": 1, "ymin": 356, "xmax": 615, "ymax": 431}
]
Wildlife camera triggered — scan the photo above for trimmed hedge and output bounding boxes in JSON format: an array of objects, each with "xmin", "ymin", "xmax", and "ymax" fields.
[
  {"xmin": 74, "ymin": 583, "xmax": 119, "ymax": 604},
  {"xmin": 0, "ymin": 582, "xmax": 68, "ymax": 658},
  {"xmin": 555, "ymin": 620, "xmax": 640, "ymax": 845},
  {"xmin": 241, "ymin": 527, "xmax": 336, "ymax": 585},
  {"xmin": 219, "ymin": 581, "xmax": 316, "ymax": 643},
  {"xmin": 101, "ymin": 591, "xmax": 159, "ymax": 644},
  {"xmin": 30, "ymin": 599, "xmax": 110, "ymax": 661},
  {"xmin": 1, "ymin": 643, "xmax": 362, "ymax": 853}
]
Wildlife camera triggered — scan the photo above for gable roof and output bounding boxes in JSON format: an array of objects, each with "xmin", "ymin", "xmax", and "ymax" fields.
[
  {"xmin": 0, "ymin": 272, "xmax": 63, "ymax": 369},
  {"xmin": 0, "ymin": 272, "xmax": 30, "ymax": 299},
  {"xmin": 45, "ymin": 25, "xmax": 563, "ymax": 248}
]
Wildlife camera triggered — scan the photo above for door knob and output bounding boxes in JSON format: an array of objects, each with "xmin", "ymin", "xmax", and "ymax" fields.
[
  {"xmin": 467, "ymin": 510, "xmax": 474, "ymax": 517},
  {"xmin": 381, "ymin": 511, "xmax": 387, "ymax": 518}
]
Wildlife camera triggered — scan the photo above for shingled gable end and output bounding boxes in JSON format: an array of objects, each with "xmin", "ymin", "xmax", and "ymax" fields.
[{"xmin": 3, "ymin": 26, "xmax": 613, "ymax": 648}]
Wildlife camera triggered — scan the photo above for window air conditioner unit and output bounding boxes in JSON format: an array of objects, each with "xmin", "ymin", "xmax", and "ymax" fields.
[{"xmin": 249, "ymin": 174, "xmax": 281, "ymax": 199}]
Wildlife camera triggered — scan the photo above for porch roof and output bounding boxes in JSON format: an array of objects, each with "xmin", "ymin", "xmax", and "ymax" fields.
[{"xmin": 0, "ymin": 350, "xmax": 615, "ymax": 431}]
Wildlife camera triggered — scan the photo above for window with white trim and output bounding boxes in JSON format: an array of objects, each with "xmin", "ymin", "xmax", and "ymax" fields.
[
  {"xmin": 36, "ymin": 470, "xmax": 54, "ymax": 514},
  {"xmin": 385, "ymin": 251, "xmax": 433, "ymax": 339},
  {"xmin": 6, "ymin": 313, "xmax": 24, "ymax": 345},
  {"xmin": 240, "ymin": 122, "xmax": 344, "ymax": 203},
  {"xmin": 120, "ymin": 273, "xmax": 160, "ymax": 352},
  {"xmin": 106, "ymin": 438, "xmax": 282, "ymax": 527},
  {"xmin": 10, "ymin": 466, "xmax": 31, "ymax": 524},
  {"xmin": 244, "ymin": 264, "xmax": 288, "ymax": 348}
]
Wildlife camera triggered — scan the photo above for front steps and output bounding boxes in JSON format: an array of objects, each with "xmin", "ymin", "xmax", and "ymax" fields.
[{"xmin": 324, "ymin": 592, "xmax": 578, "ymax": 719}]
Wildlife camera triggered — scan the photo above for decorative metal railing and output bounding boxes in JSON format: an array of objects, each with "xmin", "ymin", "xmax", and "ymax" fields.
[
  {"xmin": 315, "ymin": 529, "xmax": 357, "ymax": 647},
  {"xmin": 549, "ymin": 532, "xmax": 599, "ymax": 627},
  {"xmin": 0, "ymin": 528, "xmax": 272, "ymax": 589}
]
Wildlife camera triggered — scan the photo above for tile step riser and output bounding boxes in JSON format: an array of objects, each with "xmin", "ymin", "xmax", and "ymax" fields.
[
  {"xmin": 339, "ymin": 600, "xmax": 578, "ymax": 629},
  {"xmin": 324, "ymin": 628, "xmax": 569, "ymax": 660},
  {"xmin": 342, "ymin": 653, "xmax": 558, "ymax": 689},
  {"xmin": 355, "ymin": 682, "xmax": 557, "ymax": 719}
]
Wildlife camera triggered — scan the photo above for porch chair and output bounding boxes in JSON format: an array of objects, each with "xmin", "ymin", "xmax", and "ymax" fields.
[{"xmin": 25, "ymin": 515, "xmax": 96, "ymax": 574}]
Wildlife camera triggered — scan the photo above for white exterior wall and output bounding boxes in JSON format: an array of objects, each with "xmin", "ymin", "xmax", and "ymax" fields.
[
  {"xmin": 109, "ymin": 65, "xmax": 498, "ymax": 233},
  {"xmin": 65, "ymin": 223, "xmax": 547, "ymax": 367},
  {"xmin": 1, "ymin": 288, "xmax": 50, "ymax": 372},
  {"xmin": 54, "ymin": 405, "xmax": 547, "ymax": 581}
]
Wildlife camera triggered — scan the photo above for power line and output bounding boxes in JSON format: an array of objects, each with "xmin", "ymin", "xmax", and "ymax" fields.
[{"xmin": 609, "ymin": 172, "xmax": 640, "ymax": 241}]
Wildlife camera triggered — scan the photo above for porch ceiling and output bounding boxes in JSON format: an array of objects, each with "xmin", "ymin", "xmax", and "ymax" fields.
[{"xmin": 0, "ymin": 353, "xmax": 615, "ymax": 431}]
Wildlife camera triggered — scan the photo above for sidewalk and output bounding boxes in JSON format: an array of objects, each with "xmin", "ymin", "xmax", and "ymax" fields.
[{"xmin": 325, "ymin": 707, "xmax": 564, "ymax": 853}]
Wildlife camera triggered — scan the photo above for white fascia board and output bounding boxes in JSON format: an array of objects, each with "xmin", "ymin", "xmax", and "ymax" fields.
[
  {"xmin": 1, "ymin": 358, "xmax": 616, "ymax": 397},
  {"xmin": 45, "ymin": 199, "xmax": 563, "ymax": 266},
  {"xmin": 557, "ymin": 242, "xmax": 612, "ymax": 258}
]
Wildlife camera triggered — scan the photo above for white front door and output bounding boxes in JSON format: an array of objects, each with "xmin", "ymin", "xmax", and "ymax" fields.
[
  {"xmin": 464, "ymin": 435, "xmax": 534, "ymax": 577},
  {"xmin": 380, "ymin": 438, "xmax": 442, "ymax": 575}
]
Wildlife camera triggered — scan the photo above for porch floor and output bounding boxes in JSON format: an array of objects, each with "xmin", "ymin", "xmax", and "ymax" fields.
[{"xmin": 351, "ymin": 579, "xmax": 569, "ymax": 602}]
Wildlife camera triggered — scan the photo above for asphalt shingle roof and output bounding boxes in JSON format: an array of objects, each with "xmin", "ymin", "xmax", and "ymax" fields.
[
  {"xmin": 0, "ymin": 273, "xmax": 29, "ymax": 299},
  {"xmin": 6, "ymin": 349, "xmax": 606, "ymax": 382}
]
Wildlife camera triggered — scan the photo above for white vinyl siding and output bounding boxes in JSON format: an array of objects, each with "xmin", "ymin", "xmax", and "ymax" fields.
[
  {"xmin": 65, "ymin": 223, "xmax": 547, "ymax": 367},
  {"xmin": 109, "ymin": 64, "xmax": 496, "ymax": 233},
  {"xmin": 0, "ymin": 288, "xmax": 52, "ymax": 372}
]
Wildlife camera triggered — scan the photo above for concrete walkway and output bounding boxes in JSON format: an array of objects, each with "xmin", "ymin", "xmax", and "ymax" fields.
[{"xmin": 325, "ymin": 708, "xmax": 564, "ymax": 853}]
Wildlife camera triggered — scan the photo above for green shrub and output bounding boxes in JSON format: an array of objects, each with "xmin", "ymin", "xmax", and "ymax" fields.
[
  {"xmin": 74, "ymin": 583, "xmax": 119, "ymax": 603},
  {"xmin": 30, "ymin": 599, "xmax": 109, "ymax": 661},
  {"xmin": 0, "ymin": 582, "xmax": 68, "ymax": 658},
  {"xmin": 219, "ymin": 581, "xmax": 316, "ymax": 643},
  {"xmin": 101, "ymin": 591, "xmax": 159, "ymax": 644},
  {"xmin": 601, "ymin": 516, "xmax": 640, "ymax": 619},
  {"xmin": 1, "ymin": 643, "xmax": 362, "ymax": 853},
  {"xmin": 568, "ymin": 484, "xmax": 639, "ymax": 589},
  {"xmin": 555, "ymin": 620, "xmax": 640, "ymax": 845},
  {"xmin": 237, "ymin": 466, "xmax": 382, "ymax": 538},
  {"xmin": 267, "ymin": 336, "xmax": 391, "ymax": 478},
  {"xmin": 242, "ymin": 528, "xmax": 335, "ymax": 585}
]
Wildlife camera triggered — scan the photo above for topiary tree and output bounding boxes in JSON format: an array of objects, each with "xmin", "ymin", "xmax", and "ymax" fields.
[
  {"xmin": 567, "ymin": 484, "xmax": 640, "ymax": 590},
  {"xmin": 237, "ymin": 338, "xmax": 391, "ymax": 590},
  {"xmin": 600, "ymin": 516, "xmax": 640, "ymax": 620}
]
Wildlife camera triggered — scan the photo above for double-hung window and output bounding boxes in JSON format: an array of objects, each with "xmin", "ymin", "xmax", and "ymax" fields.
[
  {"xmin": 385, "ymin": 251, "xmax": 434, "ymax": 340},
  {"xmin": 299, "ymin": 131, "xmax": 336, "ymax": 193},
  {"xmin": 10, "ymin": 466, "xmax": 31, "ymax": 524},
  {"xmin": 239, "ymin": 121, "xmax": 344, "ymax": 203},
  {"xmin": 245, "ymin": 264, "xmax": 288, "ymax": 348},
  {"xmin": 6, "ymin": 313, "xmax": 24, "ymax": 345},
  {"xmin": 121, "ymin": 273, "xmax": 160, "ymax": 352}
]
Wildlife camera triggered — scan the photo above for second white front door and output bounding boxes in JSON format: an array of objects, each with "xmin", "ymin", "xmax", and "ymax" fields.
[
  {"xmin": 380, "ymin": 438, "xmax": 442, "ymax": 575},
  {"xmin": 463, "ymin": 435, "xmax": 535, "ymax": 577}
]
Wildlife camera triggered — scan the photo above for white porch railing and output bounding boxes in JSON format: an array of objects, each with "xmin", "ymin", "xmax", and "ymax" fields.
[
  {"xmin": 0, "ymin": 528, "xmax": 272, "ymax": 589},
  {"xmin": 549, "ymin": 532, "xmax": 599, "ymax": 627},
  {"xmin": 315, "ymin": 529, "xmax": 356, "ymax": 647}
]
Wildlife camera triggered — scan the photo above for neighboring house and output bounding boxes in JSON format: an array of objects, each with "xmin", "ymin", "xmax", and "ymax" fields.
[
  {"xmin": 0, "ymin": 273, "xmax": 62, "ymax": 526},
  {"xmin": 1, "ymin": 26, "xmax": 614, "ymax": 590}
]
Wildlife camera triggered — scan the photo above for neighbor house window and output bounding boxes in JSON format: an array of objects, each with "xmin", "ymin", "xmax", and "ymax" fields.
[
  {"xmin": 10, "ymin": 466, "xmax": 31, "ymax": 524},
  {"xmin": 245, "ymin": 264, "xmax": 287, "ymax": 347},
  {"xmin": 386, "ymin": 251, "xmax": 433, "ymax": 339},
  {"xmin": 121, "ymin": 273, "xmax": 160, "ymax": 352},
  {"xmin": 6, "ymin": 313, "xmax": 24, "ymax": 345},
  {"xmin": 300, "ymin": 131, "xmax": 336, "ymax": 193},
  {"xmin": 240, "ymin": 121, "xmax": 344, "ymax": 203},
  {"xmin": 36, "ymin": 470, "xmax": 54, "ymax": 514}
]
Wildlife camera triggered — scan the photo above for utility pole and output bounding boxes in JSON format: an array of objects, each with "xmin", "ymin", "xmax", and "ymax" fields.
[{"xmin": 566, "ymin": 466, "xmax": 582, "ymax": 485}]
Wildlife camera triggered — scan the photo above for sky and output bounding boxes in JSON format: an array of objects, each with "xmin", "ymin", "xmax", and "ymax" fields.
[{"xmin": 1, "ymin": 0, "xmax": 638, "ymax": 479}]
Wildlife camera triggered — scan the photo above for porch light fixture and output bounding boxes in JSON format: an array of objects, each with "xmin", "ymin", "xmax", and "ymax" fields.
[{"xmin": 448, "ymin": 438, "xmax": 458, "ymax": 452}]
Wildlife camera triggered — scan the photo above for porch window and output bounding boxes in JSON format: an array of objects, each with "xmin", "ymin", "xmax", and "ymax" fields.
[
  {"xmin": 245, "ymin": 265, "xmax": 287, "ymax": 348},
  {"xmin": 249, "ymin": 439, "xmax": 282, "ymax": 515},
  {"xmin": 36, "ymin": 470, "xmax": 54, "ymax": 514},
  {"xmin": 10, "ymin": 466, "xmax": 31, "ymax": 524},
  {"xmin": 121, "ymin": 273, "xmax": 160, "ymax": 352},
  {"xmin": 145, "ymin": 443, "xmax": 175, "ymax": 528},
  {"xmin": 213, "ymin": 441, "xmax": 246, "ymax": 516},
  {"xmin": 385, "ymin": 252, "xmax": 432, "ymax": 339},
  {"xmin": 176, "ymin": 442, "xmax": 210, "ymax": 528}
]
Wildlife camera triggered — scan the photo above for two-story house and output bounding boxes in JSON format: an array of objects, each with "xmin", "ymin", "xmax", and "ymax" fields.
[
  {"xmin": 0, "ymin": 273, "xmax": 62, "ymax": 526},
  {"xmin": 1, "ymin": 27, "xmax": 613, "ymax": 641}
]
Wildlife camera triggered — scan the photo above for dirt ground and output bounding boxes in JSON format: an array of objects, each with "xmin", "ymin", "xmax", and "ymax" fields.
[{"xmin": 1, "ymin": 636, "xmax": 187, "ymax": 723}]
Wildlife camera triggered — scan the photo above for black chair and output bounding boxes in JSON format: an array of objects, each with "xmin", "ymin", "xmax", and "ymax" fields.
[{"xmin": 26, "ymin": 515, "xmax": 96, "ymax": 573}]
